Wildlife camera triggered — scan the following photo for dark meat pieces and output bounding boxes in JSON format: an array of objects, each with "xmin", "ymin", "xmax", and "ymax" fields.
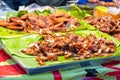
[
  {"xmin": 0, "ymin": 11, "xmax": 80, "ymax": 34},
  {"xmin": 84, "ymin": 16, "xmax": 120, "ymax": 41},
  {"xmin": 88, "ymin": 0, "xmax": 99, "ymax": 3},
  {"xmin": 88, "ymin": 0, "xmax": 118, "ymax": 7},
  {"xmin": 21, "ymin": 33, "xmax": 116, "ymax": 65},
  {"xmin": 100, "ymin": 1, "xmax": 118, "ymax": 7},
  {"xmin": 113, "ymin": 34, "xmax": 120, "ymax": 41},
  {"xmin": 0, "ymin": 17, "xmax": 25, "ymax": 30}
]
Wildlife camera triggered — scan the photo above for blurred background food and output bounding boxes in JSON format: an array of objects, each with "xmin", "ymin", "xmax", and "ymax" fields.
[
  {"xmin": 2, "ymin": 0, "xmax": 120, "ymax": 10},
  {"xmin": 93, "ymin": 6, "xmax": 120, "ymax": 20},
  {"xmin": 3, "ymin": 0, "xmax": 70, "ymax": 10}
]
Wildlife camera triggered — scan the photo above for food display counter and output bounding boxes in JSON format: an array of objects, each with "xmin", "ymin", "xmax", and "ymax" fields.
[{"xmin": 0, "ymin": 0, "xmax": 120, "ymax": 80}]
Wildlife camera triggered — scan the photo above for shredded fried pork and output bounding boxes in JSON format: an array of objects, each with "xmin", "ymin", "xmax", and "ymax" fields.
[
  {"xmin": 21, "ymin": 33, "xmax": 116, "ymax": 65},
  {"xmin": 0, "ymin": 11, "xmax": 80, "ymax": 34},
  {"xmin": 84, "ymin": 16, "xmax": 120, "ymax": 41}
]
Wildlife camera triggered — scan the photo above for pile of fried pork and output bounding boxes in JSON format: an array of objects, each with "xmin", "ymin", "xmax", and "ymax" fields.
[
  {"xmin": 21, "ymin": 33, "xmax": 116, "ymax": 65},
  {"xmin": 84, "ymin": 16, "xmax": 120, "ymax": 41},
  {"xmin": 0, "ymin": 11, "xmax": 79, "ymax": 34}
]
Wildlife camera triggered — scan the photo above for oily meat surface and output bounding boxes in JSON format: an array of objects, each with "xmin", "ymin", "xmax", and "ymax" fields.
[
  {"xmin": 21, "ymin": 33, "xmax": 116, "ymax": 65},
  {"xmin": 84, "ymin": 16, "xmax": 120, "ymax": 41},
  {"xmin": 0, "ymin": 11, "xmax": 80, "ymax": 34}
]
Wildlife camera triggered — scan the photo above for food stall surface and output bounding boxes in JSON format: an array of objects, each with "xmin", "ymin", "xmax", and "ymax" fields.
[
  {"xmin": 0, "ymin": 0, "xmax": 120, "ymax": 80},
  {"xmin": 0, "ymin": 49, "xmax": 120, "ymax": 80}
]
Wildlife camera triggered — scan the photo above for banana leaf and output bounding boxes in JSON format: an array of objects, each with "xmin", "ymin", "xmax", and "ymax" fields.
[
  {"xmin": 72, "ymin": 20, "xmax": 96, "ymax": 31},
  {"xmin": 0, "ymin": 5, "xmax": 92, "ymax": 39},
  {"xmin": 1, "ymin": 30, "xmax": 120, "ymax": 68},
  {"xmin": 17, "ymin": 10, "xmax": 28, "ymax": 17},
  {"xmin": 1, "ymin": 34, "xmax": 42, "ymax": 57},
  {"xmin": 33, "ymin": 9, "xmax": 51, "ymax": 16},
  {"xmin": 56, "ymin": 4, "xmax": 91, "ymax": 19},
  {"xmin": 6, "ymin": 12, "xmax": 18, "ymax": 19},
  {"xmin": 0, "ymin": 27, "xmax": 34, "ymax": 38}
]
